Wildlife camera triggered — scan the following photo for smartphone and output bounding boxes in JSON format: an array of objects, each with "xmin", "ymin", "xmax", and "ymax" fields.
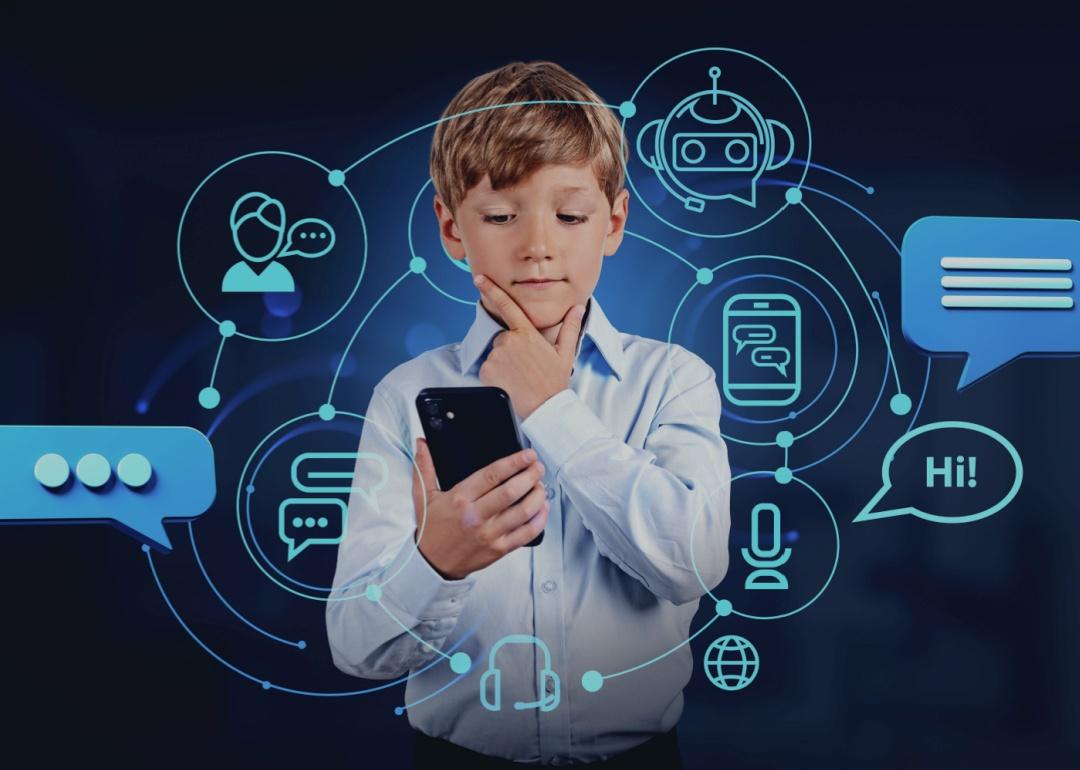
[
  {"xmin": 415, "ymin": 386, "xmax": 544, "ymax": 547},
  {"xmin": 721, "ymin": 293, "xmax": 802, "ymax": 407}
]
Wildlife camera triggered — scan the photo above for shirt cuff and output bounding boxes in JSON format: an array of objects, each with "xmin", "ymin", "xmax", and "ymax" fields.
[
  {"xmin": 379, "ymin": 536, "xmax": 476, "ymax": 625},
  {"xmin": 520, "ymin": 388, "xmax": 610, "ymax": 478}
]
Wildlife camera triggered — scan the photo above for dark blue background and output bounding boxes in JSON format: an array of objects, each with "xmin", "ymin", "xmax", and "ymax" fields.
[{"xmin": 3, "ymin": 3, "xmax": 1078, "ymax": 767}]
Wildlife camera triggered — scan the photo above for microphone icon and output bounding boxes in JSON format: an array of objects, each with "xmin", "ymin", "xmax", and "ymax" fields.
[{"xmin": 741, "ymin": 502, "xmax": 791, "ymax": 590}]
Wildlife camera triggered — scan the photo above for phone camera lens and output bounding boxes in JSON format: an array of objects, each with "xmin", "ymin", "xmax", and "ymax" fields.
[
  {"xmin": 429, "ymin": 416, "xmax": 444, "ymax": 431},
  {"xmin": 423, "ymin": 400, "xmax": 441, "ymax": 416}
]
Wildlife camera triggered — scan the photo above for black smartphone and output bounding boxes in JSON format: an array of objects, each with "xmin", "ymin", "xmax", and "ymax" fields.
[{"xmin": 415, "ymin": 386, "xmax": 544, "ymax": 547}]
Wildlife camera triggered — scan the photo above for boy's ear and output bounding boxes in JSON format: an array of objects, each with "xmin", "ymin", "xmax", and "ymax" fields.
[
  {"xmin": 433, "ymin": 194, "xmax": 467, "ymax": 261},
  {"xmin": 603, "ymin": 188, "xmax": 630, "ymax": 257}
]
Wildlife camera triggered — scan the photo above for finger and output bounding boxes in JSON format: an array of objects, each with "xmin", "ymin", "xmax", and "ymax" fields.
[
  {"xmin": 554, "ymin": 304, "xmax": 586, "ymax": 362},
  {"xmin": 412, "ymin": 438, "xmax": 440, "ymax": 499},
  {"xmin": 487, "ymin": 482, "xmax": 547, "ymax": 537},
  {"xmin": 458, "ymin": 446, "xmax": 537, "ymax": 499},
  {"xmin": 474, "ymin": 460, "xmax": 546, "ymax": 518},
  {"xmin": 497, "ymin": 502, "xmax": 550, "ymax": 552},
  {"xmin": 474, "ymin": 274, "xmax": 534, "ymax": 331}
]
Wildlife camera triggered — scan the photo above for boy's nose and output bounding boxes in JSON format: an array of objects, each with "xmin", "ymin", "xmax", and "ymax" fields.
[{"xmin": 520, "ymin": 214, "xmax": 554, "ymax": 262}]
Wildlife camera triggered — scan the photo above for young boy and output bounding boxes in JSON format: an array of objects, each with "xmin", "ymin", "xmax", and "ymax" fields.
[{"xmin": 327, "ymin": 61, "xmax": 731, "ymax": 767}]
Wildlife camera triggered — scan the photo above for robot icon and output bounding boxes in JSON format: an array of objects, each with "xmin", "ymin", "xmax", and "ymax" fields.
[{"xmin": 636, "ymin": 66, "xmax": 795, "ymax": 211}]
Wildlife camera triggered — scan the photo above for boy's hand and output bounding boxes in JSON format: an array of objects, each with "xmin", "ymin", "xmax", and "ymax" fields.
[
  {"xmin": 410, "ymin": 437, "xmax": 550, "ymax": 580},
  {"xmin": 473, "ymin": 273, "xmax": 586, "ymax": 419}
]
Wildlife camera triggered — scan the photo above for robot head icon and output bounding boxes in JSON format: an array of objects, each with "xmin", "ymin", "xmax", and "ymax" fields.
[
  {"xmin": 636, "ymin": 66, "xmax": 795, "ymax": 211},
  {"xmin": 480, "ymin": 634, "xmax": 560, "ymax": 713}
]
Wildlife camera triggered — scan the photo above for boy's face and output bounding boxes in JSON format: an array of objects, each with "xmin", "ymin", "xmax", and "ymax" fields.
[{"xmin": 434, "ymin": 162, "xmax": 629, "ymax": 339}]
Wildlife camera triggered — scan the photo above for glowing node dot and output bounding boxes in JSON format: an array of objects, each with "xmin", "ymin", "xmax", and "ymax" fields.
[
  {"xmin": 262, "ymin": 681, "xmax": 271, "ymax": 690},
  {"xmin": 198, "ymin": 387, "xmax": 220, "ymax": 410},
  {"xmin": 297, "ymin": 640, "xmax": 307, "ymax": 650},
  {"xmin": 785, "ymin": 187, "xmax": 803, "ymax": 205},
  {"xmin": 787, "ymin": 411, "xmax": 797, "ymax": 420},
  {"xmin": 141, "ymin": 544, "xmax": 150, "ymax": 553},
  {"xmin": 871, "ymin": 290, "xmax": 880, "ymax": 300},
  {"xmin": 619, "ymin": 101, "xmax": 636, "ymax": 119},
  {"xmin": 246, "ymin": 484, "xmax": 255, "ymax": 494},
  {"xmin": 775, "ymin": 466, "xmax": 793, "ymax": 485},
  {"xmin": 319, "ymin": 403, "xmax": 336, "ymax": 421},
  {"xmin": 328, "ymin": 169, "xmax": 345, "ymax": 187},
  {"xmin": 867, "ymin": 186, "xmax": 875, "ymax": 195},
  {"xmin": 776, "ymin": 430, "xmax": 794, "ymax": 449},
  {"xmin": 715, "ymin": 599, "xmax": 733, "ymax": 617},
  {"xmin": 696, "ymin": 268, "xmax": 714, "ymax": 285},
  {"xmin": 394, "ymin": 707, "xmax": 405, "ymax": 716},
  {"xmin": 582, "ymin": 670, "xmax": 604, "ymax": 692},
  {"xmin": 366, "ymin": 584, "xmax": 382, "ymax": 602},
  {"xmin": 450, "ymin": 652, "xmax": 471, "ymax": 674},
  {"xmin": 890, "ymin": 393, "xmax": 912, "ymax": 416},
  {"xmin": 409, "ymin": 256, "xmax": 427, "ymax": 274}
]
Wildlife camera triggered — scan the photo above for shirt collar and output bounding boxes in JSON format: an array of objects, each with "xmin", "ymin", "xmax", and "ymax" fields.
[{"xmin": 457, "ymin": 295, "xmax": 625, "ymax": 381}]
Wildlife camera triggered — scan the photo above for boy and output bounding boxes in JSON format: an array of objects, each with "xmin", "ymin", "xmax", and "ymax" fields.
[{"xmin": 327, "ymin": 61, "xmax": 731, "ymax": 767}]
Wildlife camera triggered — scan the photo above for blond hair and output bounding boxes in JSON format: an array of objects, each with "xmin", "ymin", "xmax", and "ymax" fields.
[{"xmin": 429, "ymin": 60, "xmax": 628, "ymax": 213}]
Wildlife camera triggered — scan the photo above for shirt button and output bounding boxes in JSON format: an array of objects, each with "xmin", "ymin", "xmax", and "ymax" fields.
[
  {"xmin": 541, "ymin": 579, "xmax": 557, "ymax": 593},
  {"xmin": 545, "ymin": 486, "xmax": 556, "ymax": 501}
]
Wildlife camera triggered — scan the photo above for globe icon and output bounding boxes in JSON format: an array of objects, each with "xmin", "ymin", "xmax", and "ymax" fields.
[{"xmin": 703, "ymin": 635, "xmax": 759, "ymax": 691}]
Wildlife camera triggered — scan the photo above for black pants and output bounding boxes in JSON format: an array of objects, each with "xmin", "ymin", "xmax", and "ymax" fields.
[{"xmin": 412, "ymin": 727, "xmax": 682, "ymax": 768}]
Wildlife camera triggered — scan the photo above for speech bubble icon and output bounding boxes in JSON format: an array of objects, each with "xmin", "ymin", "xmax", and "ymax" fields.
[
  {"xmin": 731, "ymin": 323, "xmax": 776, "ymax": 354},
  {"xmin": 901, "ymin": 216, "xmax": 1080, "ymax": 390},
  {"xmin": 854, "ymin": 420, "xmax": 1022, "ymax": 525},
  {"xmin": 279, "ymin": 217, "xmax": 336, "ymax": 259},
  {"xmin": 751, "ymin": 346, "xmax": 790, "ymax": 377},
  {"xmin": 278, "ymin": 498, "xmax": 347, "ymax": 561},
  {"xmin": 0, "ymin": 425, "xmax": 215, "ymax": 552}
]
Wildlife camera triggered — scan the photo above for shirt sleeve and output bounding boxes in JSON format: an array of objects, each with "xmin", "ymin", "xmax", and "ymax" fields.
[
  {"xmin": 326, "ymin": 379, "xmax": 477, "ymax": 680},
  {"xmin": 519, "ymin": 347, "xmax": 731, "ymax": 606}
]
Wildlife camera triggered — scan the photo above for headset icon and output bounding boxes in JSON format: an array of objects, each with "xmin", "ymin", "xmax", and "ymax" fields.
[{"xmin": 480, "ymin": 634, "xmax": 560, "ymax": 713}]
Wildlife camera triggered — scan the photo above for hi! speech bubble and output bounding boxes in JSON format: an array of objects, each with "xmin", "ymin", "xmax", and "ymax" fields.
[
  {"xmin": 279, "ymin": 217, "xmax": 336, "ymax": 259},
  {"xmin": 854, "ymin": 421, "xmax": 1022, "ymax": 525},
  {"xmin": 901, "ymin": 216, "xmax": 1080, "ymax": 390},
  {"xmin": 0, "ymin": 425, "xmax": 216, "ymax": 551}
]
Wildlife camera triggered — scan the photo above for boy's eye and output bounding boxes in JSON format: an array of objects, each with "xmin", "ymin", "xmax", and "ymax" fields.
[
  {"xmin": 558, "ymin": 214, "xmax": 588, "ymax": 224},
  {"xmin": 483, "ymin": 214, "xmax": 513, "ymax": 224}
]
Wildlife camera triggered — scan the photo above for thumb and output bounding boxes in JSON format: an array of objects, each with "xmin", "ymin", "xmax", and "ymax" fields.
[{"xmin": 555, "ymin": 304, "xmax": 586, "ymax": 363}]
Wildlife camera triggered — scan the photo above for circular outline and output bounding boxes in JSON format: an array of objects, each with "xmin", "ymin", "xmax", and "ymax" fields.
[
  {"xmin": 177, "ymin": 150, "xmax": 369, "ymax": 342},
  {"xmin": 234, "ymin": 409, "xmax": 431, "ymax": 603},
  {"xmin": 665, "ymin": 254, "xmax": 860, "ymax": 449},
  {"xmin": 686, "ymin": 272, "xmax": 839, "ymax": 426},
  {"xmin": 690, "ymin": 470, "xmax": 840, "ymax": 621},
  {"xmin": 621, "ymin": 46, "xmax": 812, "ymax": 239}
]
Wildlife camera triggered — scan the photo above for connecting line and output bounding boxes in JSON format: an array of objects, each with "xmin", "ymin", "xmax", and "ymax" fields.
[
  {"xmin": 421, "ymin": 272, "xmax": 474, "ymax": 306},
  {"xmin": 601, "ymin": 611, "xmax": 721, "ymax": 682},
  {"xmin": 328, "ymin": 269, "xmax": 413, "ymax": 404},
  {"xmin": 144, "ymin": 544, "xmax": 467, "ymax": 697},
  {"xmin": 207, "ymin": 335, "xmax": 227, "ymax": 391},
  {"xmin": 787, "ymin": 159, "xmax": 874, "ymax": 195},
  {"xmin": 625, "ymin": 229, "xmax": 700, "ymax": 272},
  {"xmin": 871, "ymin": 293, "xmax": 903, "ymax": 394},
  {"xmin": 376, "ymin": 597, "xmax": 452, "ymax": 662},
  {"xmin": 799, "ymin": 201, "xmax": 899, "ymax": 393},
  {"xmin": 342, "ymin": 100, "xmax": 617, "ymax": 175},
  {"xmin": 907, "ymin": 361, "xmax": 932, "ymax": 434},
  {"xmin": 187, "ymin": 521, "xmax": 305, "ymax": 649}
]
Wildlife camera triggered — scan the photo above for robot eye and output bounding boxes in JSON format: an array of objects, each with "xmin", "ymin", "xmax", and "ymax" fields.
[
  {"xmin": 724, "ymin": 139, "xmax": 751, "ymax": 166},
  {"xmin": 680, "ymin": 139, "xmax": 707, "ymax": 165}
]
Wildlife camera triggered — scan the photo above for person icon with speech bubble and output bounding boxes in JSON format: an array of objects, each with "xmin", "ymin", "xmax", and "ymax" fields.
[{"xmin": 221, "ymin": 191, "xmax": 336, "ymax": 293}]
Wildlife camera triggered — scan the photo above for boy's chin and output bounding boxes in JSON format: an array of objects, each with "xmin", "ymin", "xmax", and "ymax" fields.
[{"xmin": 520, "ymin": 302, "xmax": 574, "ymax": 331}]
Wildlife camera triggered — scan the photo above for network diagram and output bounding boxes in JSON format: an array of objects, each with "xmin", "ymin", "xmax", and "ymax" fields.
[{"xmin": 2, "ymin": 46, "xmax": 1067, "ymax": 710}]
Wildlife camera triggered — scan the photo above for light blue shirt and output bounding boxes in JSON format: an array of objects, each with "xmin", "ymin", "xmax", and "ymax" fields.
[{"xmin": 327, "ymin": 296, "xmax": 731, "ymax": 764}]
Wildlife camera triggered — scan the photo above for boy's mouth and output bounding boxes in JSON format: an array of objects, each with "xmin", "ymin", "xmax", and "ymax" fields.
[{"xmin": 515, "ymin": 278, "xmax": 566, "ymax": 288}]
